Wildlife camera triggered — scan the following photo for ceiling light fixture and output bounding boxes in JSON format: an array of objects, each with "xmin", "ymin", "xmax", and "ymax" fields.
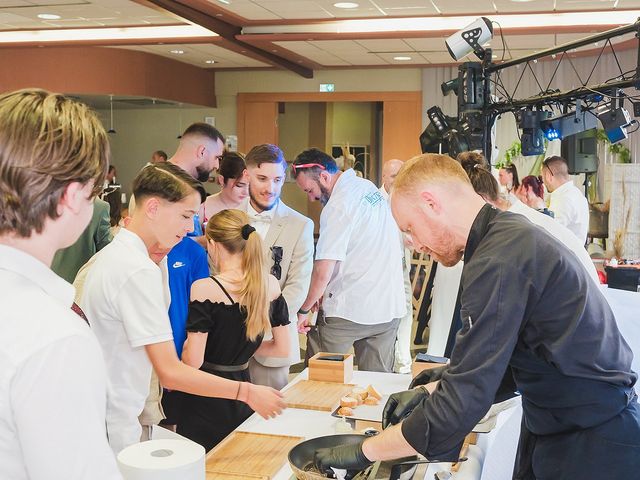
[
  {"xmin": 334, "ymin": 2, "xmax": 359, "ymax": 8},
  {"xmin": 393, "ymin": 56, "xmax": 412, "ymax": 61},
  {"xmin": 205, "ymin": 59, "xmax": 216, "ymax": 64},
  {"xmin": 242, "ymin": 10, "xmax": 640, "ymax": 34},
  {"xmin": 170, "ymin": 49, "xmax": 184, "ymax": 54},
  {"xmin": 0, "ymin": 25, "xmax": 217, "ymax": 45},
  {"xmin": 37, "ymin": 13, "xmax": 61, "ymax": 20}
]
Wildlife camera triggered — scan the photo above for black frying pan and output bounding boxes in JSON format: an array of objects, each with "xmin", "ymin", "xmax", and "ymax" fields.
[{"xmin": 288, "ymin": 433, "xmax": 465, "ymax": 480}]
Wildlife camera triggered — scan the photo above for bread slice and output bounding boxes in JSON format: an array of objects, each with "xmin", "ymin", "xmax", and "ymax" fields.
[
  {"xmin": 365, "ymin": 384, "xmax": 382, "ymax": 400},
  {"xmin": 340, "ymin": 396, "xmax": 358, "ymax": 408},
  {"xmin": 363, "ymin": 396, "xmax": 379, "ymax": 406},
  {"xmin": 337, "ymin": 406, "xmax": 354, "ymax": 416},
  {"xmin": 351, "ymin": 387, "xmax": 368, "ymax": 403}
]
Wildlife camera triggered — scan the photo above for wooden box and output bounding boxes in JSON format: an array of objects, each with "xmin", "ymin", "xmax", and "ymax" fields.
[
  {"xmin": 411, "ymin": 356, "xmax": 448, "ymax": 378},
  {"xmin": 308, "ymin": 352, "xmax": 354, "ymax": 383}
]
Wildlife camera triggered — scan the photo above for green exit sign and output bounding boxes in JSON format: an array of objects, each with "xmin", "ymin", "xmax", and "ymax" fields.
[{"xmin": 319, "ymin": 83, "xmax": 335, "ymax": 92}]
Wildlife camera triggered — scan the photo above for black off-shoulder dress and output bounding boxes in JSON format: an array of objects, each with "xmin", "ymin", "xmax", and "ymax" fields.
[{"xmin": 176, "ymin": 276, "xmax": 289, "ymax": 451}]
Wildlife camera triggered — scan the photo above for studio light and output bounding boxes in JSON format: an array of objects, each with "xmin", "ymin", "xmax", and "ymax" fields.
[
  {"xmin": 519, "ymin": 110, "xmax": 550, "ymax": 156},
  {"xmin": 597, "ymin": 106, "xmax": 632, "ymax": 143},
  {"xmin": 427, "ymin": 106, "xmax": 450, "ymax": 134},
  {"xmin": 425, "ymin": 106, "xmax": 469, "ymax": 157},
  {"xmin": 445, "ymin": 17, "xmax": 493, "ymax": 61},
  {"xmin": 541, "ymin": 106, "xmax": 598, "ymax": 141},
  {"xmin": 441, "ymin": 78, "xmax": 460, "ymax": 96}
]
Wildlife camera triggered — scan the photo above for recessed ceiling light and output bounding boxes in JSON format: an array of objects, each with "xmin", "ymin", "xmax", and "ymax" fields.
[
  {"xmin": 170, "ymin": 49, "xmax": 184, "ymax": 54},
  {"xmin": 393, "ymin": 56, "xmax": 412, "ymax": 61},
  {"xmin": 334, "ymin": 2, "xmax": 359, "ymax": 8},
  {"xmin": 37, "ymin": 13, "xmax": 61, "ymax": 20},
  {"xmin": 205, "ymin": 59, "xmax": 216, "ymax": 64}
]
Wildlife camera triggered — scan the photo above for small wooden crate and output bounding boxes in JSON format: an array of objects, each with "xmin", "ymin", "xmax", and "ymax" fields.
[
  {"xmin": 411, "ymin": 357, "xmax": 447, "ymax": 378},
  {"xmin": 308, "ymin": 352, "xmax": 354, "ymax": 383}
]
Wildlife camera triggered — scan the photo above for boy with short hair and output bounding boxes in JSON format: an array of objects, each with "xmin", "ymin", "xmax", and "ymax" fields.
[{"xmin": 0, "ymin": 89, "xmax": 121, "ymax": 479}]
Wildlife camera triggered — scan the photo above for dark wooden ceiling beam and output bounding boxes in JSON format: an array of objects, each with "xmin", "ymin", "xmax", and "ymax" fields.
[{"xmin": 145, "ymin": 0, "xmax": 313, "ymax": 78}]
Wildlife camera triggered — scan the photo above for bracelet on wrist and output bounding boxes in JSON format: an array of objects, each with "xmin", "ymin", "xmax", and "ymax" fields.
[{"xmin": 298, "ymin": 307, "xmax": 311, "ymax": 315}]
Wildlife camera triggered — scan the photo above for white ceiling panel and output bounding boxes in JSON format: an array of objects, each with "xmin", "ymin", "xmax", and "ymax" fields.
[
  {"xmin": 354, "ymin": 38, "xmax": 414, "ymax": 53},
  {"xmin": 334, "ymin": 53, "xmax": 388, "ymax": 65},
  {"xmin": 0, "ymin": 1, "xmax": 181, "ymax": 31},
  {"xmin": 313, "ymin": 39, "xmax": 369, "ymax": 53},
  {"xmin": 431, "ymin": 0, "xmax": 496, "ymax": 14},
  {"xmin": 374, "ymin": 51, "xmax": 429, "ymax": 64},
  {"xmin": 111, "ymin": 43, "xmax": 270, "ymax": 68},
  {"xmin": 554, "ymin": 0, "xmax": 617, "ymax": 10},
  {"xmin": 492, "ymin": 0, "xmax": 554, "ymax": 13},
  {"xmin": 403, "ymin": 37, "xmax": 450, "ymax": 51}
]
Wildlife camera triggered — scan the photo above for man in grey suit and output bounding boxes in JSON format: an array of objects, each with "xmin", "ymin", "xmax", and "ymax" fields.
[{"xmin": 245, "ymin": 144, "xmax": 314, "ymax": 390}]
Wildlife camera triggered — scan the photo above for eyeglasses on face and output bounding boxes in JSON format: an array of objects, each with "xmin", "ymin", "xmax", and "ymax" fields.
[{"xmin": 290, "ymin": 163, "xmax": 326, "ymax": 175}]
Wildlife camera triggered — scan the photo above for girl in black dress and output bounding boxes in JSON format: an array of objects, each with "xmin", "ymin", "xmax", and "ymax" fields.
[{"xmin": 179, "ymin": 209, "xmax": 291, "ymax": 450}]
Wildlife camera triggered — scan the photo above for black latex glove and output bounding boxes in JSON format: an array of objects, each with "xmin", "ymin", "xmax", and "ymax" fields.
[
  {"xmin": 382, "ymin": 387, "xmax": 429, "ymax": 429},
  {"xmin": 409, "ymin": 365, "xmax": 448, "ymax": 388},
  {"xmin": 314, "ymin": 440, "xmax": 373, "ymax": 479}
]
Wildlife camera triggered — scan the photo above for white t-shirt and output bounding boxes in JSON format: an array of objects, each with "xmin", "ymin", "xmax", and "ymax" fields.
[
  {"xmin": 508, "ymin": 199, "xmax": 599, "ymax": 284},
  {"xmin": 316, "ymin": 169, "xmax": 406, "ymax": 325},
  {"xmin": 75, "ymin": 229, "xmax": 173, "ymax": 454},
  {"xmin": 549, "ymin": 180, "xmax": 589, "ymax": 243},
  {"xmin": 0, "ymin": 245, "xmax": 121, "ymax": 480}
]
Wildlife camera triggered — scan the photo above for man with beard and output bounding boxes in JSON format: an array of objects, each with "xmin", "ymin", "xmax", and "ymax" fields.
[
  {"xmin": 312, "ymin": 154, "xmax": 640, "ymax": 480},
  {"xmin": 242, "ymin": 144, "xmax": 314, "ymax": 389},
  {"xmin": 126, "ymin": 122, "xmax": 224, "ymax": 432},
  {"xmin": 293, "ymin": 148, "xmax": 405, "ymax": 373}
]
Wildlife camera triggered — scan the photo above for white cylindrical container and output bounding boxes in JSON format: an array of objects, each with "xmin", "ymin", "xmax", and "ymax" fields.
[{"xmin": 117, "ymin": 439, "xmax": 205, "ymax": 480}]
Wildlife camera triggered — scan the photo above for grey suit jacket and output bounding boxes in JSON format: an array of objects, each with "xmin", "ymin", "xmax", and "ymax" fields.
[{"xmin": 253, "ymin": 199, "xmax": 314, "ymax": 368}]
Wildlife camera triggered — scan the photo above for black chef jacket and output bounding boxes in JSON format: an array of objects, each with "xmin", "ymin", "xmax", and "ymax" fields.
[{"xmin": 401, "ymin": 204, "xmax": 640, "ymax": 477}]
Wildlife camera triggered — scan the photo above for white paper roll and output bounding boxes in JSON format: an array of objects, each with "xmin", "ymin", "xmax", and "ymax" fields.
[{"xmin": 117, "ymin": 439, "xmax": 205, "ymax": 480}]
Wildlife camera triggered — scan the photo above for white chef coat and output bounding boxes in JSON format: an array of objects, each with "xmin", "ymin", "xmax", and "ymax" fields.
[
  {"xmin": 0, "ymin": 245, "xmax": 121, "ymax": 480},
  {"xmin": 315, "ymin": 169, "xmax": 406, "ymax": 325},
  {"xmin": 549, "ymin": 180, "xmax": 589, "ymax": 244}
]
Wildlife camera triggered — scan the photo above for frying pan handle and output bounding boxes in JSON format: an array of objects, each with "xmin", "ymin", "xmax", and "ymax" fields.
[{"xmin": 389, "ymin": 457, "xmax": 468, "ymax": 480}]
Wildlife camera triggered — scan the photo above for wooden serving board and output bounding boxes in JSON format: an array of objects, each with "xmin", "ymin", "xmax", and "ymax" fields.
[
  {"xmin": 283, "ymin": 380, "xmax": 356, "ymax": 411},
  {"xmin": 205, "ymin": 431, "xmax": 303, "ymax": 479},
  {"xmin": 206, "ymin": 473, "xmax": 268, "ymax": 480}
]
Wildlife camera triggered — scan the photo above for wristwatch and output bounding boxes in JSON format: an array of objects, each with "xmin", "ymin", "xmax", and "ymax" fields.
[{"xmin": 298, "ymin": 307, "xmax": 311, "ymax": 315}]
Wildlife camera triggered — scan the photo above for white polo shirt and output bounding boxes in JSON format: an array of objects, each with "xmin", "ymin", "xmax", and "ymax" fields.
[
  {"xmin": 509, "ymin": 199, "xmax": 599, "ymax": 284},
  {"xmin": 549, "ymin": 180, "xmax": 589, "ymax": 243},
  {"xmin": 0, "ymin": 245, "xmax": 121, "ymax": 480},
  {"xmin": 316, "ymin": 169, "xmax": 406, "ymax": 325},
  {"xmin": 75, "ymin": 228, "xmax": 173, "ymax": 454}
]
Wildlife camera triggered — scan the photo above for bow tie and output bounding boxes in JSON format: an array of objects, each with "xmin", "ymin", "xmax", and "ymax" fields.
[{"xmin": 249, "ymin": 213, "xmax": 272, "ymax": 224}]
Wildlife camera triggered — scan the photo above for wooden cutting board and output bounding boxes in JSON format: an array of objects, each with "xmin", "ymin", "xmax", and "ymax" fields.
[
  {"xmin": 206, "ymin": 473, "xmax": 268, "ymax": 479},
  {"xmin": 205, "ymin": 431, "xmax": 303, "ymax": 479},
  {"xmin": 206, "ymin": 473, "xmax": 268, "ymax": 480},
  {"xmin": 283, "ymin": 380, "xmax": 356, "ymax": 411}
]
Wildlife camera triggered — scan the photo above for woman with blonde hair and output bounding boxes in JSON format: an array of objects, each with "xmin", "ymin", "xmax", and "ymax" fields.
[{"xmin": 180, "ymin": 209, "xmax": 290, "ymax": 450}]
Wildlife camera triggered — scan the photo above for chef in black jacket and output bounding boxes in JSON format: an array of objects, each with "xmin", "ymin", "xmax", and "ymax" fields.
[{"xmin": 314, "ymin": 153, "xmax": 640, "ymax": 479}]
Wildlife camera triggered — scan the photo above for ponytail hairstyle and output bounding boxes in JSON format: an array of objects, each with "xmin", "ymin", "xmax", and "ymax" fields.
[
  {"xmin": 457, "ymin": 157, "xmax": 500, "ymax": 202},
  {"xmin": 206, "ymin": 209, "xmax": 269, "ymax": 341},
  {"xmin": 521, "ymin": 175, "xmax": 544, "ymax": 200}
]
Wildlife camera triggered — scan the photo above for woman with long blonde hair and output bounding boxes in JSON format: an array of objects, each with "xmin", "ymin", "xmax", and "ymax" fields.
[{"xmin": 180, "ymin": 209, "xmax": 290, "ymax": 450}]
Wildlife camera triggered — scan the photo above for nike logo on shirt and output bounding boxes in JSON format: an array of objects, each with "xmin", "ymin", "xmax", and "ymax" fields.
[{"xmin": 172, "ymin": 261, "xmax": 185, "ymax": 268}]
